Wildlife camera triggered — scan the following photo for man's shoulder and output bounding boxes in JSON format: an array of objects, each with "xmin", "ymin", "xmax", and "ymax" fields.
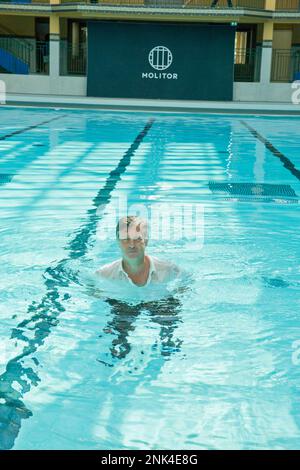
[
  {"xmin": 95, "ymin": 259, "xmax": 122, "ymax": 278},
  {"xmin": 151, "ymin": 256, "xmax": 179, "ymax": 270},
  {"xmin": 150, "ymin": 256, "xmax": 180, "ymax": 280}
]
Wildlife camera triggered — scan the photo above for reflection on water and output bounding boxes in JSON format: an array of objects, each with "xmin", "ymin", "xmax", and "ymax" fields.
[
  {"xmin": 0, "ymin": 258, "xmax": 72, "ymax": 450},
  {"xmin": 0, "ymin": 114, "xmax": 155, "ymax": 450},
  {"xmin": 101, "ymin": 296, "xmax": 183, "ymax": 363}
]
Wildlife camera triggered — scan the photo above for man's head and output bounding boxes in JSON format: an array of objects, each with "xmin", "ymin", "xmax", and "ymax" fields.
[{"xmin": 116, "ymin": 216, "xmax": 148, "ymax": 261}]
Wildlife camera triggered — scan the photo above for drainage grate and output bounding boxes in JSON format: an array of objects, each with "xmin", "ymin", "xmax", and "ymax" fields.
[
  {"xmin": 209, "ymin": 182, "xmax": 298, "ymax": 198},
  {"xmin": 223, "ymin": 197, "xmax": 299, "ymax": 204},
  {"xmin": 0, "ymin": 174, "xmax": 13, "ymax": 186}
]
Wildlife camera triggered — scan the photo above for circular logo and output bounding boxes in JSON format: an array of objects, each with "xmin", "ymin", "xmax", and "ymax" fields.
[{"xmin": 148, "ymin": 46, "xmax": 173, "ymax": 71}]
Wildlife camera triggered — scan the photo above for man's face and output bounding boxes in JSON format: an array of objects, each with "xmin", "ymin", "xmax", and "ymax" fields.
[{"xmin": 118, "ymin": 219, "xmax": 148, "ymax": 260}]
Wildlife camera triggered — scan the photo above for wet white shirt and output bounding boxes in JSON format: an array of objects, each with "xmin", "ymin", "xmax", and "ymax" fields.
[{"xmin": 95, "ymin": 256, "xmax": 179, "ymax": 287}]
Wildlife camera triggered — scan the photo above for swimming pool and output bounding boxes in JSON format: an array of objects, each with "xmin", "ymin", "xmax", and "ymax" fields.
[{"xmin": 0, "ymin": 106, "xmax": 299, "ymax": 450}]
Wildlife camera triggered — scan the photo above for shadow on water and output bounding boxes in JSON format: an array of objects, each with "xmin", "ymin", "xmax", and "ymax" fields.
[
  {"xmin": 0, "ymin": 261, "xmax": 70, "ymax": 450},
  {"xmin": 98, "ymin": 296, "xmax": 183, "ymax": 366},
  {"xmin": 0, "ymin": 119, "xmax": 154, "ymax": 450}
]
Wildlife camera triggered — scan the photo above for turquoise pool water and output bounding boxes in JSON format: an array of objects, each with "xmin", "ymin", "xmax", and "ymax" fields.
[{"xmin": 0, "ymin": 106, "xmax": 300, "ymax": 450}]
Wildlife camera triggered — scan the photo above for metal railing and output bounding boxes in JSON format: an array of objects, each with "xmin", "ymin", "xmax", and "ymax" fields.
[
  {"xmin": 271, "ymin": 49, "xmax": 300, "ymax": 82},
  {"xmin": 0, "ymin": 0, "xmax": 299, "ymax": 9},
  {"xmin": 234, "ymin": 47, "xmax": 262, "ymax": 82},
  {"xmin": 0, "ymin": 36, "xmax": 31, "ymax": 68},
  {"xmin": 184, "ymin": 0, "xmax": 266, "ymax": 8},
  {"xmin": 60, "ymin": 41, "xmax": 86, "ymax": 76},
  {"xmin": 0, "ymin": 24, "xmax": 33, "ymax": 52},
  {"xmin": 59, "ymin": 0, "xmax": 267, "ymax": 8},
  {"xmin": 275, "ymin": 0, "xmax": 300, "ymax": 10},
  {"xmin": 35, "ymin": 40, "xmax": 49, "ymax": 74},
  {"xmin": 0, "ymin": 37, "xmax": 49, "ymax": 74}
]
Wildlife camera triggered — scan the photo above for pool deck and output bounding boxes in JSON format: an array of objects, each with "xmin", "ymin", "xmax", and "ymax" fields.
[{"xmin": 2, "ymin": 93, "xmax": 300, "ymax": 115}]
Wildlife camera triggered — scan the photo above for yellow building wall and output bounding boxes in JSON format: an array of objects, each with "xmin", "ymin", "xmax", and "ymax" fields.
[
  {"xmin": 0, "ymin": 15, "xmax": 36, "ymax": 37},
  {"xmin": 274, "ymin": 24, "xmax": 300, "ymax": 45},
  {"xmin": 276, "ymin": 0, "xmax": 299, "ymax": 9}
]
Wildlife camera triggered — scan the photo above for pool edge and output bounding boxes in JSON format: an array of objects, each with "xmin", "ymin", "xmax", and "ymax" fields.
[{"xmin": 2, "ymin": 94, "xmax": 300, "ymax": 116}]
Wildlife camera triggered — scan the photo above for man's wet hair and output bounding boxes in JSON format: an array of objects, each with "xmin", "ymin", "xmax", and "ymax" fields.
[{"xmin": 116, "ymin": 216, "xmax": 148, "ymax": 240}]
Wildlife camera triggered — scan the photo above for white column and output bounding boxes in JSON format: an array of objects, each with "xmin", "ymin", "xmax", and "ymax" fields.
[
  {"xmin": 259, "ymin": 21, "xmax": 274, "ymax": 85},
  {"xmin": 49, "ymin": 14, "xmax": 60, "ymax": 87},
  {"xmin": 260, "ymin": 40, "xmax": 273, "ymax": 84},
  {"xmin": 49, "ymin": 33, "xmax": 60, "ymax": 79}
]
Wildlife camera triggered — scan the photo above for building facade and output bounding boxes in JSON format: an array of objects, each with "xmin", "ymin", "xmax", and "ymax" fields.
[{"xmin": 0, "ymin": 0, "xmax": 300, "ymax": 102}]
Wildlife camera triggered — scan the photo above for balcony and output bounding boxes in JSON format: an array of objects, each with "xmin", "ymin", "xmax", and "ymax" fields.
[
  {"xmin": 275, "ymin": 0, "xmax": 300, "ymax": 10},
  {"xmin": 0, "ymin": 0, "xmax": 298, "ymax": 9},
  {"xmin": 0, "ymin": 0, "xmax": 300, "ymax": 18},
  {"xmin": 58, "ymin": 0, "xmax": 267, "ymax": 8},
  {"xmin": 0, "ymin": 0, "xmax": 300, "ymax": 19},
  {"xmin": 0, "ymin": 0, "xmax": 268, "ymax": 9},
  {"xmin": 184, "ymin": 0, "xmax": 266, "ymax": 8}
]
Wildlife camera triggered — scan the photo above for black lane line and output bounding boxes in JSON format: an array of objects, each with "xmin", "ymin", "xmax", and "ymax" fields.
[
  {"xmin": 0, "ymin": 115, "xmax": 67, "ymax": 141},
  {"xmin": 241, "ymin": 120, "xmax": 300, "ymax": 181},
  {"xmin": 0, "ymin": 118, "xmax": 155, "ymax": 450}
]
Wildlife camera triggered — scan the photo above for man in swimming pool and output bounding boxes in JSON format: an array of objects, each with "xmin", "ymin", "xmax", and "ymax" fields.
[{"xmin": 96, "ymin": 215, "xmax": 179, "ymax": 287}]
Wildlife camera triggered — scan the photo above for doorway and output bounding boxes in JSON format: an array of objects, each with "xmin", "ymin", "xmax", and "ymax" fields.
[{"xmin": 35, "ymin": 18, "xmax": 49, "ymax": 74}]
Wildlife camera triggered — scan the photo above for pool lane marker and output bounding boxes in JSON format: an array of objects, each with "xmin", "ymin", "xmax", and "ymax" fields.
[
  {"xmin": 68, "ymin": 118, "xmax": 154, "ymax": 259},
  {"xmin": 0, "ymin": 114, "xmax": 67, "ymax": 141},
  {"xmin": 0, "ymin": 118, "xmax": 155, "ymax": 450},
  {"xmin": 240, "ymin": 120, "xmax": 300, "ymax": 181}
]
